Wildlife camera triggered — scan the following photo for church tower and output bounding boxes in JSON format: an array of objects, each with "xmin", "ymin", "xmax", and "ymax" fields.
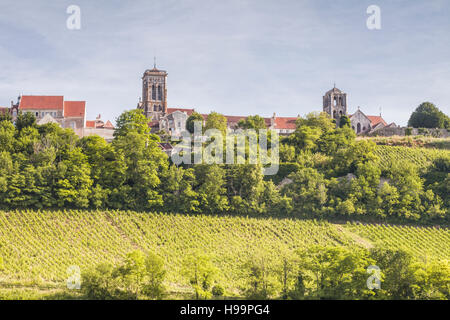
[
  {"xmin": 323, "ymin": 85, "xmax": 347, "ymax": 126},
  {"xmin": 139, "ymin": 62, "xmax": 168, "ymax": 120}
]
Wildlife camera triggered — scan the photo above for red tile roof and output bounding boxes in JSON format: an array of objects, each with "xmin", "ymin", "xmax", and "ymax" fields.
[
  {"xmin": 19, "ymin": 96, "xmax": 63, "ymax": 110},
  {"xmin": 86, "ymin": 119, "xmax": 114, "ymax": 129},
  {"xmin": 167, "ymin": 108, "xmax": 195, "ymax": 116},
  {"xmin": 367, "ymin": 115, "xmax": 387, "ymax": 127},
  {"xmin": 86, "ymin": 120, "xmax": 96, "ymax": 128},
  {"xmin": 274, "ymin": 117, "xmax": 297, "ymax": 130},
  {"xmin": 64, "ymin": 101, "xmax": 85, "ymax": 118},
  {"xmin": 104, "ymin": 120, "xmax": 114, "ymax": 129}
]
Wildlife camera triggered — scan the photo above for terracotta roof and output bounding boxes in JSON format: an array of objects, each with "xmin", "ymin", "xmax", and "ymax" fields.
[
  {"xmin": 104, "ymin": 120, "xmax": 114, "ymax": 129},
  {"xmin": 367, "ymin": 115, "xmax": 387, "ymax": 127},
  {"xmin": 64, "ymin": 101, "xmax": 85, "ymax": 118},
  {"xmin": 86, "ymin": 119, "xmax": 114, "ymax": 129},
  {"xmin": 274, "ymin": 117, "xmax": 297, "ymax": 130},
  {"xmin": 167, "ymin": 108, "xmax": 195, "ymax": 116},
  {"xmin": 19, "ymin": 95, "xmax": 63, "ymax": 110}
]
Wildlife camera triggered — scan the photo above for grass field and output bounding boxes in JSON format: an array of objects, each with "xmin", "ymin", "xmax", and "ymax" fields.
[{"xmin": 0, "ymin": 210, "xmax": 449, "ymax": 299}]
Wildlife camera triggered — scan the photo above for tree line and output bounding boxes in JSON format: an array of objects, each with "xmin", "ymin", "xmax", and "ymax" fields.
[
  {"xmin": 0, "ymin": 109, "xmax": 448, "ymax": 223},
  {"xmin": 81, "ymin": 245, "xmax": 450, "ymax": 300}
]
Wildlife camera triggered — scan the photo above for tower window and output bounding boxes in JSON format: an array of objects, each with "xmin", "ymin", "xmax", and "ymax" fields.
[
  {"xmin": 158, "ymin": 86, "xmax": 162, "ymax": 101},
  {"xmin": 152, "ymin": 84, "xmax": 156, "ymax": 100}
]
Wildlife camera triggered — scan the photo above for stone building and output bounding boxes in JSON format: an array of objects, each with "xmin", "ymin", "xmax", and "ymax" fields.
[
  {"xmin": 10, "ymin": 95, "xmax": 86, "ymax": 130},
  {"xmin": 138, "ymin": 65, "xmax": 299, "ymax": 136},
  {"xmin": 323, "ymin": 86, "xmax": 347, "ymax": 126},
  {"xmin": 322, "ymin": 86, "xmax": 390, "ymax": 135},
  {"xmin": 137, "ymin": 64, "xmax": 168, "ymax": 121}
]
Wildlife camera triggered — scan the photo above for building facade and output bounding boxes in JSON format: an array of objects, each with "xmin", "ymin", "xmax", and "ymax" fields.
[
  {"xmin": 11, "ymin": 95, "xmax": 86, "ymax": 130},
  {"xmin": 323, "ymin": 86, "xmax": 347, "ymax": 126},
  {"xmin": 322, "ymin": 86, "xmax": 391, "ymax": 135},
  {"xmin": 137, "ymin": 65, "xmax": 168, "ymax": 121}
]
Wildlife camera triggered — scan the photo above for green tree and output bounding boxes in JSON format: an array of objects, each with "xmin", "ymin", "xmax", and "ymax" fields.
[
  {"xmin": 297, "ymin": 245, "xmax": 373, "ymax": 299},
  {"xmin": 186, "ymin": 112, "xmax": 204, "ymax": 134},
  {"xmin": 114, "ymin": 109, "xmax": 150, "ymax": 138},
  {"xmin": 204, "ymin": 112, "xmax": 227, "ymax": 136},
  {"xmin": 194, "ymin": 164, "xmax": 228, "ymax": 213},
  {"xmin": 15, "ymin": 111, "xmax": 36, "ymax": 133},
  {"xmin": 282, "ymin": 167, "xmax": 328, "ymax": 215},
  {"xmin": 237, "ymin": 115, "xmax": 267, "ymax": 130},
  {"xmin": 339, "ymin": 115, "xmax": 351, "ymax": 128},
  {"xmin": 81, "ymin": 263, "xmax": 119, "ymax": 299},
  {"xmin": 407, "ymin": 102, "xmax": 449, "ymax": 129},
  {"xmin": 143, "ymin": 252, "xmax": 166, "ymax": 300},
  {"xmin": 116, "ymin": 250, "xmax": 147, "ymax": 299},
  {"xmin": 243, "ymin": 252, "xmax": 279, "ymax": 299},
  {"xmin": 182, "ymin": 252, "xmax": 219, "ymax": 300}
]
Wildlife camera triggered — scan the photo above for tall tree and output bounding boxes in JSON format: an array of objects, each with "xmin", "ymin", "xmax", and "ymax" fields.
[
  {"xmin": 186, "ymin": 112, "xmax": 204, "ymax": 134},
  {"xmin": 204, "ymin": 112, "xmax": 227, "ymax": 136},
  {"xmin": 408, "ymin": 102, "xmax": 450, "ymax": 129}
]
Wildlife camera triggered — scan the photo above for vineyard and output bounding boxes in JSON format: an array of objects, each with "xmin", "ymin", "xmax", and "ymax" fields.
[
  {"xmin": 0, "ymin": 210, "xmax": 449, "ymax": 299},
  {"xmin": 374, "ymin": 145, "xmax": 450, "ymax": 171}
]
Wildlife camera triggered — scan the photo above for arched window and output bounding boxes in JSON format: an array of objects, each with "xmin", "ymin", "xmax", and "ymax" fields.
[
  {"xmin": 333, "ymin": 110, "xmax": 337, "ymax": 119},
  {"xmin": 334, "ymin": 97, "xmax": 337, "ymax": 106},
  {"xmin": 158, "ymin": 86, "xmax": 162, "ymax": 101},
  {"xmin": 152, "ymin": 84, "xmax": 156, "ymax": 100},
  {"xmin": 363, "ymin": 126, "xmax": 366, "ymax": 131},
  {"xmin": 339, "ymin": 110, "xmax": 343, "ymax": 116},
  {"xmin": 357, "ymin": 123, "xmax": 361, "ymax": 133}
]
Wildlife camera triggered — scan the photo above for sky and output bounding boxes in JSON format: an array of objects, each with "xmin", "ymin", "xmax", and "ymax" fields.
[{"xmin": 0, "ymin": 0, "xmax": 449, "ymax": 126}]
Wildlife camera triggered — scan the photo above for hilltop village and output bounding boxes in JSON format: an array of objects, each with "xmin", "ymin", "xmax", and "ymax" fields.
[{"xmin": 1, "ymin": 64, "xmax": 411, "ymax": 141}]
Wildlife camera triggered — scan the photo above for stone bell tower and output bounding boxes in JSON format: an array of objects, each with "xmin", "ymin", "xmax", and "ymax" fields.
[
  {"xmin": 138, "ymin": 61, "xmax": 168, "ymax": 121},
  {"xmin": 323, "ymin": 85, "xmax": 347, "ymax": 126}
]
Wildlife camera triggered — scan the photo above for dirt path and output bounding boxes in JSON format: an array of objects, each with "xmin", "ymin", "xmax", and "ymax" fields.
[{"xmin": 335, "ymin": 225, "xmax": 374, "ymax": 249}]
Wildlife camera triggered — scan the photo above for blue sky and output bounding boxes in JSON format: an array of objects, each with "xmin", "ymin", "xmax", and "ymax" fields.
[{"xmin": 0, "ymin": 0, "xmax": 449, "ymax": 125}]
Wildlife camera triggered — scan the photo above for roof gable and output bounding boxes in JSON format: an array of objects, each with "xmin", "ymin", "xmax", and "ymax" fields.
[{"xmin": 367, "ymin": 115, "xmax": 387, "ymax": 127}]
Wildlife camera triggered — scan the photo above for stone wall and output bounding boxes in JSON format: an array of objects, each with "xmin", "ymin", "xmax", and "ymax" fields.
[{"xmin": 370, "ymin": 127, "xmax": 449, "ymax": 138}]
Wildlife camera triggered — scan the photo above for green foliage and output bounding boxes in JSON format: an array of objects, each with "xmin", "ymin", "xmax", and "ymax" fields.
[
  {"xmin": 242, "ymin": 252, "xmax": 279, "ymax": 299},
  {"xmin": 114, "ymin": 109, "xmax": 150, "ymax": 137},
  {"xmin": 408, "ymin": 102, "xmax": 450, "ymax": 129},
  {"xmin": 0, "ymin": 210, "xmax": 449, "ymax": 299},
  {"xmin": 81, "ymin": 250, "xmax": 166, "ymax": 300},
  {"xmin": 15, "ymin": 112, "xmax": 37, "ymax": 133},
  {"xmin": 339, "ymin": 115, "xmax": 351, "ymax": 128},
  {"xmin": 182, "ymin": 252, "xmax": 219, "ymax": 299},
  {"xmin": 237, "ymin": 115, "xmax": 267, "ymax": 130},
  {"xmin": 186, "ymin": 112, "xmax": 204, "ymax": 134},
  {"xmin": 204, "ymin": 112, "xmax": 227, "ymax": 136}
]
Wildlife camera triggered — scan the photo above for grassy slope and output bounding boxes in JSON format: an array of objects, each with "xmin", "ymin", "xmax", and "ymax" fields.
[{"xmin": 0, "ymin": 210, "xmax": 449, "ymax": 299}]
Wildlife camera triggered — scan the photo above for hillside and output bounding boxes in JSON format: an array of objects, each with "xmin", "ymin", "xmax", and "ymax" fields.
[
  {"xmin": 0, "ymin": 210, "xmax": 448, "ymax": 299},
  {"xmin": 374, "ymin": 145, "xmax": 450, "ymax": 171}
]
